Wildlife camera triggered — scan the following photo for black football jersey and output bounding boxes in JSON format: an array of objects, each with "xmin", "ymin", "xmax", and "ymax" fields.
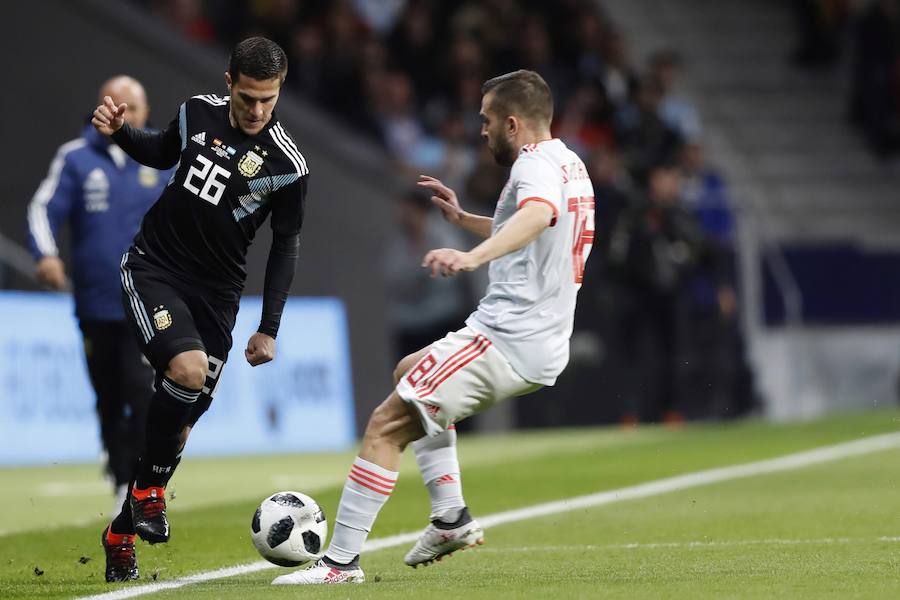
[{"xmin": 114, "ymin": 94, "xmax": 308, "ymax": 298}]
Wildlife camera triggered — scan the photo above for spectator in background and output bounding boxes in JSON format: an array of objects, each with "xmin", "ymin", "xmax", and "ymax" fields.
[
  {"xmin": 388, "ymin": 0, "xmax": 440, "ymax": 102},
  {"xmin": 589, "ymin": 146, "xmax": 633, "ymax": 262},
  {"xmin": 555, "ymin": 82, "xmax": 616, "ymax": 157},
  {"xmin": 353, "ymin": 0, "xmax": 407, "ymax": 35},
  {"xmin": 154, "ymin": 0, "xmax": 215, "ymax": 44},
  {"xmin": 650, "ymin": 50, "xmax": 702, "ymax": 142},
  {"xmin": 849, "ymin": 0, "xmax": 900, "ymax": 156},
  {"xmin": 374, "ymin": 71, "xmax": 445, "ymax": 173},
  {"xmin": 383, "ymin": 189, "xmax": 474, "ymax": 362},
  {"xmin": 599, "ymin": 28, "xmax": 639, "ymax": 113},
  {"xmin": 680, "ymin": 143, "xmax": 732, "ymax": 244},
  {"xmin": 791, "ymin": 0, "xmax": 851, "ymax": 69},
  {"xmin": 318, "ymin": 2, "xmax": 369, "ymax": 123},
  {"xmin": 615, "ymin": 77, "xmax": 683, "ymax": 184},
  {"xmin": 438, "ymin": 111, "xmax": 479, "ymax": 192},
  {"xmin": 679, "ymin": 143, "xmax": 757, "ymax": 418},
  {"xmin": 607, "ymin": 164, "xmax": 703, "ymax": 423},
  {"xmin": 288, "ymin": 24, "xmax": 326, "ymax": 102},
  {"xmin": 25, "ymin": 76, "xmax": 169, "ymax": 509},
  {"xmin": 571, "ymin": 9, "xmax": 608, "ymax": 85},
  {"xmin": 518, "ymin": 15, "xmax": 570, "ymax": 103}
]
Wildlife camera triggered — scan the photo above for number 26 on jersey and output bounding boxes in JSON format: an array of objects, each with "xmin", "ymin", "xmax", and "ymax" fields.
[{"xmin": 183, "ymin": 155, "xmax": 231, "ymax": 206}]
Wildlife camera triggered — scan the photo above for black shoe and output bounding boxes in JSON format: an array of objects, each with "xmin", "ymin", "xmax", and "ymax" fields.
[
  {"xmin": 130, "ymin": 486, "xmax": 169, "ymax": 544},
  {"xmin": 101, "ymin": 526, "xmax": 139, "ymax": 583}
]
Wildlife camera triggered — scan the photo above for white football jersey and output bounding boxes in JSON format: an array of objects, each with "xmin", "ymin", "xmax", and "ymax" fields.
[{"xmin": 466, "ymin": 139, "xmax": 595, "ymax": 385}]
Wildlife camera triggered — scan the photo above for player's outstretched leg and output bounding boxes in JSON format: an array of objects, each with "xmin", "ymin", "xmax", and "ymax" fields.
[
  {"xmin": 130, "ymin": 351, "xmax": 205, "ymax": 544},
  {"xmin": 272, "ymin": 392, "xmax": 424, "ymax": 585},
  {"xmin": 405, "ymin": 426, "xmax": 483, "ymax": 567}
]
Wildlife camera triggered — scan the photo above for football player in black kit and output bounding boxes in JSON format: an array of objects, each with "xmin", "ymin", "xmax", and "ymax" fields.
[{"xmin": 91, "ymin": 37, "xmax": 308, "ymax": 582}]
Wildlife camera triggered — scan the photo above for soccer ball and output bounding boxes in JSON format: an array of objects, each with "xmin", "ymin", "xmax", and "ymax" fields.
[{"xmin": 250, "ymin": 491, "xmax": 328, "ymax": 567}]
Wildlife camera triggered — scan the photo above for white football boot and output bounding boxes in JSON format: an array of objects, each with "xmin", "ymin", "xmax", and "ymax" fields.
[
  {"xmin": 404, "ymin": 507, "xmax": 485, "ymax": 567},
  {"xmin": 271, "ymin": 557, "xmax": 365, "ymax": 585}
]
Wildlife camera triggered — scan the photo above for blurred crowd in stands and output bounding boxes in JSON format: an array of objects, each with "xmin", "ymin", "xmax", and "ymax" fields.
[
  {"xmin": 791, "ymin": 0, "xmax": 900, "ymax": 156},
  {"xmin": 135, "ymin": 0, "xmax": 759, "ymax": 424}
]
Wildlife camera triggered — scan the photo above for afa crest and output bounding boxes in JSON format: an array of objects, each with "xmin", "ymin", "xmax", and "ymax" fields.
[
  {"xmin": 238, "ymin": 149, "xmax": 264, "ymax": 177},
  {"xmin": 153, "ymin": 306, "xmax": 173, "ymax": 331}
]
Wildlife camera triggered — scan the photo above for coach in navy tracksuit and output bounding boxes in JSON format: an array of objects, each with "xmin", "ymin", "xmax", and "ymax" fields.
[{"xmin": 26, "ymin": 76, "xmax": 172, "ymax": 504}]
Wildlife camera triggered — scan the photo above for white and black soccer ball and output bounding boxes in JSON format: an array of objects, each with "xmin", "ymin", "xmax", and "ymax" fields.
[{"xmin": 250, "ymin": 491, "xmax": 328, "ymax": 567}]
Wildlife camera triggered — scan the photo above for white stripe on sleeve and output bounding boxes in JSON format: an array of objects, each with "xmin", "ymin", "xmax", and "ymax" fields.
[{"xmin": 27, "ymin": 139, "xmax": 86, "ymax": 256}]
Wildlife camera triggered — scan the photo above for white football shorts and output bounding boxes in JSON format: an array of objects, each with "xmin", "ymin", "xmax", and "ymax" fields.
[{"xmin": 396, "ymin": 326, "xmax": 542, "ymax": 436}]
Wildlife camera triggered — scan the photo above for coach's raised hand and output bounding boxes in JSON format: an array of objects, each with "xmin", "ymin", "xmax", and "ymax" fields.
[{"xmin": 92, "ymin": 95, "xmax": 128, "ymax": 136}]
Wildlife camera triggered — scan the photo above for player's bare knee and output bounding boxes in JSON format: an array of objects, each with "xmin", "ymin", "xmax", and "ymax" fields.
[
  {"xmin": 165, "ymin": 350, "xmax": 208, "ymax": 390},
  {"xmin": 364, "ymin": 393, "xmax": 421, "ymax": 448}
]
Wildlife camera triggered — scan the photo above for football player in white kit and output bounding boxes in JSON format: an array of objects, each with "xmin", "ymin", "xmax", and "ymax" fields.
[{"xmin": 273, "ymin": 70, "xmax": 595, "ymax": 585}]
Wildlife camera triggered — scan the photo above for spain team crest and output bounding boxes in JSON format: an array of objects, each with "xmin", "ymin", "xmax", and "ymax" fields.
[{"xmin": 238, "ymin": 149, "xmax": 264, "ymax": 177}]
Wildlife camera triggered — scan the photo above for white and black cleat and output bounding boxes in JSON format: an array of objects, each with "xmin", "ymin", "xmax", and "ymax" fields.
[
  {"xmin": 404, "ymin": 507, "xmax": 485, "ymax": 568},
  {"xmin": 271, "ymin": 555, "xmax": 365, "ymax": 585}
]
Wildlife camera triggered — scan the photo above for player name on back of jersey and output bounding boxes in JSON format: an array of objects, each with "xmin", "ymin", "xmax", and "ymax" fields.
[{"xmin": 561, "ymin": 160, "xmax": 590, "ymax": 184}]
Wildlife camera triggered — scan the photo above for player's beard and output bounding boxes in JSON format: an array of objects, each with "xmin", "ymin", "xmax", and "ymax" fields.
[{"xmin": 490, "ymin": 135, "xmax": 517, "ymax": 167}]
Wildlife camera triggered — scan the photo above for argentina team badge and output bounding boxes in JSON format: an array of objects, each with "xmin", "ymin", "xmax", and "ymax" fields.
[
  {"xmin": 152, "ymin": 305, "xmax": 173, "ymax": 331},
  {"xmin": 238, "ymin": 148, "xmax": 264, "ymax": 177}
]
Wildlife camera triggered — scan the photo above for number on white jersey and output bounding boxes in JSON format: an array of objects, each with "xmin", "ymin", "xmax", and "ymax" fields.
[{"xmin": 567, "ymin": 196, "xmax": 595, "ymax": 284}]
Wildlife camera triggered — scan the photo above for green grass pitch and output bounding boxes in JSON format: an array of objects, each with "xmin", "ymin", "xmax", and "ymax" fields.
[{"xmin": 2, "ymin": 410, "xmax": 899, "ymax": 599}]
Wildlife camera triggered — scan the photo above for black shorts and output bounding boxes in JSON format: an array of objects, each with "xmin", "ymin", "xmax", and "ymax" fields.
[{"xmin": 119, "ymin": 248, "xmax": 238, "ymax": 425}]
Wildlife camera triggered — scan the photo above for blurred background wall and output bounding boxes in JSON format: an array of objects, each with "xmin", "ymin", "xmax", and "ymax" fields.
[{"xmin": 2, "ymin": 0, "xmax": 900, "ymax": 463}]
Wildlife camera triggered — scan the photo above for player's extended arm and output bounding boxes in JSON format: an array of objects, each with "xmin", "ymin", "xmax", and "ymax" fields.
[
  {"xmin": 422, "ymin": 201, "xmax": 554, "ymax": 277},
  {"xmin": 417, "ymin": 175, "xmax": 493, "ymax": 239},
  {"xmin": 246, "ymin": 178, "xmax": 308, "ymax": 366},
  {"xmin": 110, "ymin": 124, "xmax": 181, "ymax": 170},
  {"xmin": 246, "ymin": 234, "xmax": 298, "ymax": 366},
  {"xmin": 258, "ymin": 231, "xmax": 300, "ymax": 338},
  {"xmin": 93, "ymin": 96, "xmax": 181, "ymax": 169}
]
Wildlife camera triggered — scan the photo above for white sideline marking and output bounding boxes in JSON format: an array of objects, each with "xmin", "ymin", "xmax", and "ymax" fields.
[
  {"xmin": 478, "ymin": 536, "xmax": 900, "ymax": 552},
  {"xmin": 77, "ymin": 431, "xmax": 900, "ymax": 599}
]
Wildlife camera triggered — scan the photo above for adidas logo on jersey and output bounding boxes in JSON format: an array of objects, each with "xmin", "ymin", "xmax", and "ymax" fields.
[{"xmin": 191, "ymin": 131, "xmax": 206, "ymax": 146}]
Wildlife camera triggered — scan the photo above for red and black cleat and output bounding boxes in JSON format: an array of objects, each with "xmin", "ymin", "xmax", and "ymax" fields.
[
  {"xmin": 101, "ymin": 526, "xmax": 139, "ymax": 582},
  {"xmin": 130, "ymin": 486, "xmax": 169, "ymax": 544}
]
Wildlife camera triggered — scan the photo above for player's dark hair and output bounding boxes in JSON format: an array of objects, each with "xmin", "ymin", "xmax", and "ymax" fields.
[
  {"xmin": 228, "ymin": 37, "xmax": 288, "ymax": 83},
  {"xmin": 481, "ymin": 70, "xmax": 553, "ymax": 125}
]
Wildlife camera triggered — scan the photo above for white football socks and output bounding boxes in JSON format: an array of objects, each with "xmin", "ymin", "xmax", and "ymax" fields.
[
  {"xmin": 325, "ymin": 457, "xmax": 398, "ymax": 564},
  {"xmin": 412, "ymin": 427, "xmax": 466, "ymax": 521}
]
